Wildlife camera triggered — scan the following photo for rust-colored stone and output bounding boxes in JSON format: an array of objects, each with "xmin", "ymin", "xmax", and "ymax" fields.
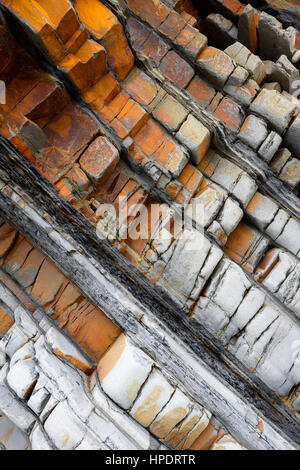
[
  {"xmin": 0, "ymin": 305, "xmax": 14, "ymax": 335},
  {"xmin": 126, "ymin": 0, "xmax": 170, "ymax": 29},
  {"xmin": 122, "ymin": 68, "xmax": 158, "ymax": 107},
  {"xmin": 160, "ymin": 51, "xmax": 194, "ymax": 88},
  {"xmin": 158, "ymin": 11, "xmax": 186, "ymax": 40},
  {"xmin": 213, "ymin": 97, "xmax": 244, "ymax": 132},
  {"xmin": 13, "ymin": 249, "xmax": 45, "ymax": 289},
  {"xmin": 3, "ymin": 236, "xmax": 33, "ymax": 275},
  {"xmin": 0, "ymin": 224, "xmax": 18, "ymax": 258},
  {"xmin": 186, "ymin": 76, "xmax": 216, "ymax": 108},
  {"xmin": 79, "ymin": 136, "xmax": 120, "ymax": 185},
  {"xmin": 73, "ymin": 0, "xmax": 134, "ymax": 80},
  {"xmin": 31, "ymin": 258, "xmax": 67, "ymax": 307}
]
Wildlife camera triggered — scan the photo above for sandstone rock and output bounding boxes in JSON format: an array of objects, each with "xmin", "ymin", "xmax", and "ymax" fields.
[
  {"xmin": 265, "ymin": 209, "xmax": 290, "ymax": 240},
  {"xmin": 91, "ymin": 382, "xmax": 152, "ymax": 450},
  {"xmin": 279, "ymin": 158, "xmax": 300, "ymax": 189},
  {"xmin": 222, "ymin": 287, "xmax": 265, "ymax": 343},
  {"xmin": 176, "ymin": 115, "xmax": 211, "ymax": 165},
  {"xmin": 45, "ymin": 327, "xmax": 93, "ymax": 374},
  {"xmin": 0, "ymin": 414, "xmax": 29, "ymax": 450},
  {"xmin": 130, "ymin": 369, "xmax": 174, "ymax": 426},
  {"xmin": 73, "ymin": 0, "xmax": 134, "ymax": 80},
  {"xmin": 246, "ymin": 193, "xmax": 279, "ymax": 231},
  {"xmin": 152, "ymin": 94, "xmax": 188, "ymax": 132},
  {"xmin": 250, "ymin": 89, "xmax": 296, "ymax": 134},
  {"xmin": 189, "ymin": 419, "xmax": 218, "ymax": 450},
  {"xmin": 35, "ymin": 337, "xmax": 94, "ymax": 421},
  {"xmin": 213, "ymin": 97, "xmax": 245, "ymax": 132},
  {"xmin": 225, "ymin": 66, "xmax": 249, "ymax": 88},
  {"xmin": 137, "ymin": 29, "xmax": 170, "ymax": 67},
  {"xmin": 87, "ymin": 410, "xmax": 137, "ymax": 450},
  {"xmin": 276, "ymin": 218, "xmax": 300, "ymax": 256},
  {"xmin": 238, "ymin": 115, "xmax": 268, "ymax": 150},
  {"xmin": 225, "ymin": 42, "xmax": 266, "ymax": 84},
  {"xmin": 123, "ymin": 68, "xmax": 158, "ymax": 107},
  {"xmin": 7, "ymin": 358, "xmax": 38, "ymax": 399},
  {"xmin": 284, "ymin": 114, "xmax": 300, "ymax": 159},
  {"xmin": 158, "ymin": 11, "xmax": 186, "ymax": 40},
  {"xmin": 0, "ymin": 324, "xmax": 29, "ymax": 358},
  {"xmin": 160, "ymin": 51, "xmax": 194, "ymax": 88},
  {"xmin": 186, "ymin": 76, "xmax": 216, "ymax": 109},
  {"xmin": 27, "ymin": 388, "xmax": 51, "ymax": 416},
  {"xmin": 218, "ymin": 198, "xmax": 243, "ymax": 236},
  {"xmin": 270, "ymin": 148, "xmax": 291, "ymax": 174},
  {"xmin": 211, "ymin": 434, "xmax": 245, "ymax": 450},
  {"xmin": 238, "ymin": 4, "xmax": 258, "ymax": 53},
  {"xmin": 97, "ymin": 334, "xmax": 153, "ymax": 410},
  {"xmin": 269, "ymin": 55, "xmax": 299, "ymax": 94},
  {"xmin": 211, "ymin": 263, "xmax": 251, "ymax": 316},
  {"xmin": 224, "ymin": 222, "xmax": 269, "ymax": 273},
  {"xmin": 191, "ymin": 182, "xmax": 225, "ymax": 228},
  {"xmin": 258, "ymin": 12, "xmax": 296, "ymax": 61},
  {"xmin": 162, "ymin": 229, "xmax": 211, "ymax": 299},
  {"xmin": 44, "ymin": 401, "xmax": 86, "ymax": 450},
  {"xmin": 0, "ymin": 364, "xmax": 35, "ymax": 432},
  {"xmin": 232, "ymin": 173, "xmax": 257, "ymax": 208},
  {"xmin": 30, "ymin": 424, "xmax": 54, "ymax": 450},
  {"xmin": 180, "ymin": 409, "xmax": 211, "ymax": 450},
  {"xmin": 196, "ymin": 47, "xmax": 235, "ymax": 88},
  {"xmin": 126, "ymin": 0, "xmax": 170, "ymax": 29},
  {"xmin": 175, "ymin": 24, "xmax": 207, "ymax": 60},
  {"xmin": 207, "ymin": 221, "xmax": 228, "ymax": 246},
  {"xmin": 258, "ymin": 131, "xmax": 283, "ymax": 162},
  {"xmin": 150, "ymin": 388, "xmax": 191, "ymax": 439},
  {"xmin": 80, "ymin": 136, "xmax": 119, "ymax": 185},
  {"xmin": 165, "ymin": 404, "xmax": 205, "ymax": 448}
]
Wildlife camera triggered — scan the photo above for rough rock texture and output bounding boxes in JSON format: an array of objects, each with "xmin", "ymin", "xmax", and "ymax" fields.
[{"xmin": 0, "ymin": 0, "xmax": 299, "ymax": 452}]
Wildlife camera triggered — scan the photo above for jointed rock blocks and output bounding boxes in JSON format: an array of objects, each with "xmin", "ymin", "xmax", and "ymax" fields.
[{"xmin": 0, "ymin": 0, "xmax": 300, "ymax": 451}]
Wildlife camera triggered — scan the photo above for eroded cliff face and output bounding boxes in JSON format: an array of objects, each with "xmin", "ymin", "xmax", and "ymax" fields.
[{"xmin": 0, "ymin": 0, "xmax": 299, "ymax": 451}]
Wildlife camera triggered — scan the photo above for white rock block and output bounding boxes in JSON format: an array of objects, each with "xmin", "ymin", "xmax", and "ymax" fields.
[
  {"xmin": 7, "ymin": 358, "xmax": 38, "ymax": 399},
  {"xmin": 46, "ymin": 327, "xmax": 93, "ymax": 374},
  {"xmin": 97, "ymin": 334, "xmax": 153, "ymax": 410},
  {"xmin": 44, "ymin": 401, "xmax": 85, "ymax": 450}
]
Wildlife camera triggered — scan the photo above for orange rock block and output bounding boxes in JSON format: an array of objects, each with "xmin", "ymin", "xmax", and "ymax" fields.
[
  {"xmin": 0, "ymin": 223, "xmax": 18, "ymax": 258},
  {"xmin": 44, "ymin": 103, "xmax": 100, "ymax": 158},
  {"xmin": 73, "ymin": 0, "xmax": 134, "ymax": 80},
  {"xmin": 0, "ymin": 305, "xmax": 14, "ymax": 335},
  {"xmin": 186, "ymin": 76, "xmax": 216, "ymax": 108},
  {"xmin": 13, "ymin": 249, "xmax": 45, "ymax": 289},
  {"xmin": 178, "ymin": 163, "xmax": 203, "ymax": 196},
  {"xmin": 112, "ymin": 99, "xmax": 149, "ymax": 138},
  {"xmin": 122, "ymin": 68, "xmax": 158, "ymax": 107},
  {"xmin": 59, "ymin": 40, "xmax": 107, "ymax": 92},
  {"xmin": 17, "ymin": 78, "xmax": 70, "ymax": 128},
  {"xmin": 31, "ymin": 258, "xmax": 67, "ymax": 307},
  {"xmin": 3, "ymin": 236, "xmax": 33, "ymax": 275},
  {"xmin": 83, "ymin": 73, "xmax": 120, "ymax": 107},
  {"xmin": 0, "ymin": 20, "xmax": 20, "ymax": 83},
  {"xmin": 224, "ymin": 222, "xmax": 259, "ymax": 272},
  {"xmin": 126, "ymin": 0, "xmax": 170, "ymax": 29},
  {"xmin": 213, "ymin": 97, "xmax": 244, "ymax": 132},
  {"xmin": 79, "ymin": 136, "xmax": 120, "ymax": 185},
  {"xmin": 52, "ymin": 283, "xmax": 121, "ymax": 361}
]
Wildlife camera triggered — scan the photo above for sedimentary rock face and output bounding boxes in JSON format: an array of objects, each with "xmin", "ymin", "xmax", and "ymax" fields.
[{"xmin": 0, "ymin": 0, "xmax": 299, "ymax": 452}]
